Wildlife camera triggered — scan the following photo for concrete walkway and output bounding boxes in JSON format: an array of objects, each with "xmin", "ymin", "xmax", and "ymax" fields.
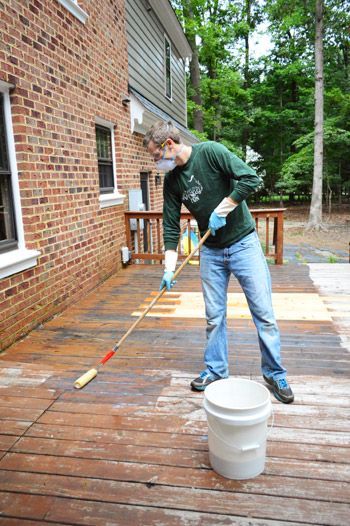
[{"xmin": 284, "ymin": 243, "xmax": 348, "ymax": 264}]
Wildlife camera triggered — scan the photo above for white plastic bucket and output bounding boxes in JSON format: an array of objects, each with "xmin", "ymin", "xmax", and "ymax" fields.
[{"xmin": 203, "ymin": 378, "xmax": 272, "ymax": 480}]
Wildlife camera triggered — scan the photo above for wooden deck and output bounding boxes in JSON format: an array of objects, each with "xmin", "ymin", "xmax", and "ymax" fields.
[{"xmin": 0, "ymin": 262, "xmax": 349, "ymax": 525}]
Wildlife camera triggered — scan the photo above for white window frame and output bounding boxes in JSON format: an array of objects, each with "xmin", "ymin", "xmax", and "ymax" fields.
[
  {"xmin": 164, "ymin": 35, "xmax": 173, "ymax": 101},
  {"xmin": 95, "ymin": 117, "xmax": 125, "ymax": 209},
  {"xmin": 0, "ymin": 81, "xmax": 40, "ymax": 279},
  {"xmin": 56, "ymin": 0, "xmax": 89, "ymax": 24}
]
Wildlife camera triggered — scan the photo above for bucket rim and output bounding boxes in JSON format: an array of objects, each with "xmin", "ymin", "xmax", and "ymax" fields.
[{"xmin": 204, "ymin": 377, "xmax": 270, "ymax": 411}]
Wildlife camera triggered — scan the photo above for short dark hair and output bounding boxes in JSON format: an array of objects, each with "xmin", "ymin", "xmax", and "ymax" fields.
[{"xmin": 143, "ymin": 120, "xmax": 181, "ymax": 148}]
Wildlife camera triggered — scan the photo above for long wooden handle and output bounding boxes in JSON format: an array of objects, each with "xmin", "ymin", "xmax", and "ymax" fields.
[{"xmin": 113, "ymin": 229, "xmax": 211, "ymax": 351}]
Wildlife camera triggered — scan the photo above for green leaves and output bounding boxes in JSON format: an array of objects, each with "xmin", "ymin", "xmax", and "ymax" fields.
[
  {"xmin": 279, "ymin": 123, "xmax": 350, "ymax": 192},
  {"xmin": 172, "ymin": 0, "xmax": 349, "ymax": 199}
]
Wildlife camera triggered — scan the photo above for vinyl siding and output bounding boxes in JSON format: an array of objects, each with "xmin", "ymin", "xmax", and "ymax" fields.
[{"xmin": 125, "ymin": 0, "xmax": 187, "ymax": 126}]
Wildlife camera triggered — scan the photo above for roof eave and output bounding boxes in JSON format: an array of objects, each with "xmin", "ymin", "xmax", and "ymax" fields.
[{"xmin": 129, "ymin": 89, "xmax": 200, "ymax": 145}]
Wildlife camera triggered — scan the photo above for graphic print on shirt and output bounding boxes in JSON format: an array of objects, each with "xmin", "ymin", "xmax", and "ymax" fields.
[{"xmin": 182, "ymin": 176, "xmax": 203, "ymax": 204}]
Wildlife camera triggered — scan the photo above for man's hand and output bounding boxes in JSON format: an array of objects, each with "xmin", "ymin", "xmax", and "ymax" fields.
[
  {"xmin": 160, "ymin": 270, "xmax": 176, "ymax": 291},
  {"xmin": 208, "ymin": 211, "xmax": 226, "ymax": 236},
  {"xmin": 208, "ymin": 197, "xmax": 238, "ymax": 236}
]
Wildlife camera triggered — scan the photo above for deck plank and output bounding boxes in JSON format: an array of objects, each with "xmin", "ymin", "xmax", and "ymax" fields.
[
  {"xmin": 0, "ymin": 470, "xmax": 349, "ymax": 525},
  {"xmin": 0, "ymin": 492, "xmax": 315, "ymax": 526},
  {"xmin": 8, "ymin": 436, "xmax": 350, "ymax": 481}
]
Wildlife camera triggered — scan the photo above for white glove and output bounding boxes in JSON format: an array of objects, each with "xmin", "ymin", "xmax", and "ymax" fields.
[
  {"xmin": 164, "ymin": 250, "xmax": 178, "ymax": 272},
  {"xmin": 214, "ymin": 197, "xmax": 238, "ymax": 217}
]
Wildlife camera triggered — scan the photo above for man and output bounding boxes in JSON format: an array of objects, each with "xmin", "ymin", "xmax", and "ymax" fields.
[{"xmin": 143, "ymin": 120, "xmax": 294, "ymax": 404}]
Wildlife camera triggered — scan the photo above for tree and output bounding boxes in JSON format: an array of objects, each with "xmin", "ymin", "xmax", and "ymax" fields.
[
  {"xmin": 172, "ymin": 0, "xmax": 349, "ymax": 208},
  {"xmin": 181, "ymin": 1, "xmax": 204, "ymax": 132},
  {"xmin": 248, "ymin": 0, "xmax": 316, "ymax": 197},
  {"xmin": 228, "ymin": 0, "xmax": 262, "ymax": 158},
  {"xmin": 173, "ymin": 0, "xmax": 256, "ymax": 142},
  {"xmin": 306, "ymin": 0, "xmax": 325, "ymax": 230},
  {"xmin": 278, "ymin": 124, "xmax": 350, "ymax": 204}
]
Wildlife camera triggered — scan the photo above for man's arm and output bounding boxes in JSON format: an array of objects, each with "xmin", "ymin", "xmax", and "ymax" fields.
[
  {"xmin": 160, "ymin": 176, "xmax": 182, "ymax": 290},
  {"xmin": 207, "ymin": 142, "xmax": 262, "ymax": 235},
  {"xmin": 210, "ymin": 142, "xmax": 262, "ymax": 203},
  {"xmin": 163, "ymin": 175, "xmax": 182, "ymax": 251}
]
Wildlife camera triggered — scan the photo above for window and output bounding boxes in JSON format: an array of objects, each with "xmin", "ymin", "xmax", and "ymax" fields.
[
  {"xmin": 165, "ymin": 36, "xmax": 172, "ymax": 100},
  {"xmin": 96, "ymin": 125, "xmax": 114, "ymax": 194},
  {"xmin": 0, "ymin": 94, "xmax": 17, "ymax": 253},
  {"xmin": 56, "ymin": 0, "xmax": 88, "ymax": 24},
  {"xmin": 0, "ymin": 82, "xmax": 40, "ymax": 279},
  {"xmin": 94, "ymin": 118, "xmax": 124, "ymax": 208}
]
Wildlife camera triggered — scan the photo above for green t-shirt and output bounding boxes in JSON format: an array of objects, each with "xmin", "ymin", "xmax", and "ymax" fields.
[{"xmin": 163, "ymin": 141, "xmax": 262, "ymax": 250}]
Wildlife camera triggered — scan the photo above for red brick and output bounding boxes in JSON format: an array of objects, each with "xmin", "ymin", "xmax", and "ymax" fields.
[{"xmin": 1, "ymin": 0, "xmax": 163, "ymax": 351}]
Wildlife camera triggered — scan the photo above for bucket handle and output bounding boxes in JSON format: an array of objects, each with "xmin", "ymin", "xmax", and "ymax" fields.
[{"xmin": 207, "ymin": 409, "xmax": 274, "ymax": 453}]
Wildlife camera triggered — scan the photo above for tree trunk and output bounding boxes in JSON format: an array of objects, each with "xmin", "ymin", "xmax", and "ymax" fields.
[
  {"xmin": 327, "ymin": 182, "xmax": 332, "ymax": 215},
  {"xmin": 189, "ymin": 47, "xmax": 204, "ymax": 132},
  {"xmin": 208, "ymin": 60, "xmax": 221, "ymax": 141},
  {"xmin": 243, "ymin": 0, "xmax": 251, "ymax": 90},
  {"xmin": 183, "ymin": 1, "xmax": 203, "ymax": 132},
  {"xmin": 306, "ymin": 0, "xmax": 325, "ymax": 231},
  {"xmin": 242, "ymin": 0, "xmax": 251, "ymax": 160}
]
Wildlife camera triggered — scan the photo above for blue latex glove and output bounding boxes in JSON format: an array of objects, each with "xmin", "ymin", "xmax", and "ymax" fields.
[
  {"xmin": 160, "ymin": 270, "xmax": 176, "ymax": 291},
  {"xmin": 208, "ymin": 211, "xmax": 226, "ymax": 236}
]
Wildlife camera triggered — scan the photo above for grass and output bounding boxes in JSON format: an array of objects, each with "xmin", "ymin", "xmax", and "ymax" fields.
[
  {"xmin": 253, "ymin": 194, "xmax": 311, "ymax": 203},
  {"xmin": 328, "ymin": 254, "xmax": 338, "ymax": 263},
  {"xmin": 295, "ymin": 251, "xmax": 308, "ymax": 264}
]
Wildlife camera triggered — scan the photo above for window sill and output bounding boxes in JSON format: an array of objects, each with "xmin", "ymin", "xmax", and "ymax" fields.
[
  {"xmin": 0, "ymin": 248, "xmax": 41, "ymax": 279},
  {"xmin": 99, "ymin": 192, "xmax": 125, "ymax": 208},
  {"xmin": 56, "ymin": 0, "xmax": 89, "ymax": 24}
]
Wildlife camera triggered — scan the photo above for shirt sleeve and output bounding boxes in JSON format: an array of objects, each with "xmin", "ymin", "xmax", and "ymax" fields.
[
  {"xmin": 210, "ymin": 142, "xmax": 262, "ymax": 203},
  {"xmin": 163, "ymin": 175, "xmax": 182, "ymax": 251}
]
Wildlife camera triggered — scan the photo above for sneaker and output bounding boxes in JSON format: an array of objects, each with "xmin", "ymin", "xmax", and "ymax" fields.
[
  {"xmin": 263, "ymin": 375, "xmax": 294, "ymax": 404},
  {"xmin": 191, "ymin": 371, "xmax": 220, "ymax": 391}
]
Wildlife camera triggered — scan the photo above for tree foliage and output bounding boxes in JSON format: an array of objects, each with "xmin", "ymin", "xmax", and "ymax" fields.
[{"xmin": 171, "ymin": 0, "xmax": 350, "ymax": 203}]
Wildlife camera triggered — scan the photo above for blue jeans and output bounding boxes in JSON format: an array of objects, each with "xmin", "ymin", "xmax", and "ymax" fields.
[{"xmin": 199, "ymin": 231, "xmax": 286, "ymax": 381}]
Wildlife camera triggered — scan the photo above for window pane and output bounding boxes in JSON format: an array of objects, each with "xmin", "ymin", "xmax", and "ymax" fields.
[
  {"xmin": 98, "ymin": 162, "xmax": 114, "ymax": 193},
  {"xmin": 165, "ymin": 39, "xmax": 172, "ymax": 99},
  {"xmin": 96, "ymin": 125, "xmax": 112, "ymax": 161},
  {"xmin": 0, "ymin": 175, "xmax": 17, "ymax": 248},
  {"xmin": 0, "ymin": 93, "xmax": 17, "ymax": 252},
  {"xmin": 0, "ymin": 94, "xmax": 9, "ymax": 172},
  {"xmin": 95, "ymin": 125, "xmax": 115, "ymax": 194}
]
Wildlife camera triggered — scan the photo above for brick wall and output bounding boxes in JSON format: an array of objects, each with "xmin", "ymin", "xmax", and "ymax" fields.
[{"xmin": 0, "ymin": 0, "xmax": 162, "ymax": 350}]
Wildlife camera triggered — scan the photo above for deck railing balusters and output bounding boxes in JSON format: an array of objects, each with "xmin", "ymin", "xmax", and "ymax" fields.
[{"xmin": 124, "ymin": 208, "xmax": 285, "ymax": 264}]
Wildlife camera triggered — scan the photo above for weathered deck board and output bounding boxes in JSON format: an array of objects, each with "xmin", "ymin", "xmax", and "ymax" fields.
[
  {"xmin": 1, "ymin": 470, "xmax": 350, "ymax": 525},
  {"xmin": 1, "ymin": 453, "xmax": 349, "ymax": 504},
  {"xmin": 0, "ymin": 492, "xmax": 316, "ymax": 526},
  {"xmin": 0, "ymin": 262, "xmax": 349, "ymax": 525},
  {"xmin": 9, "ymin": 435, "xmax": 350, "ymax": 479}
]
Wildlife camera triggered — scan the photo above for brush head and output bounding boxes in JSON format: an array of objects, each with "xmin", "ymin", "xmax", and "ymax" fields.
[{"xmin": 74, "ymin": 368, "xmax": 98, "ymax": 389}]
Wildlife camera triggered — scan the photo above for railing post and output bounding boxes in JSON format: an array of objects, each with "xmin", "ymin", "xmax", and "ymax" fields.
[
  {"xmin": 265, "ymin": 215, "xmax": 270, "ymax": 258},
  {"xmin": 125, "ymin": 214, "xmax": 132, "ymax": 253},
  {"xmin": 276, "ymin": 210, "xmax": 284, "ymax": 265}
]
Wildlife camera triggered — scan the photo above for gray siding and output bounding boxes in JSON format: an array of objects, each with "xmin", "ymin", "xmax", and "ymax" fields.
[{"xmin": 125, "ymin": 0, "xmax": 187, "ymax": 127}]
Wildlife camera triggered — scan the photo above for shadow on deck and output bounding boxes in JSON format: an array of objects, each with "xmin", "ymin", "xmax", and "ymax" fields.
[{"xmin": 0, "ymin": 263, "xmax": 349, "ymax": 525}]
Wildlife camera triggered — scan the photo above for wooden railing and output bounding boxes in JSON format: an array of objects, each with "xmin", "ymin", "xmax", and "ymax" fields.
[
  {"xmin": 124, "ymin": 208, "xmax": 286, "ymax": 265},
  {"xmin": 252, "ymin": 208, "xmax": 286, "ymax": 264}
]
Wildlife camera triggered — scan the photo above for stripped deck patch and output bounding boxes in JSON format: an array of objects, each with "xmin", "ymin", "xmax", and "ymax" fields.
[
  {"xmin": 133, "ymin": 292, "xmax": 333, "ymax": 321},
  {"xmin": 0, "ymin": 366, "xmax": 55, "ymax": 387}
]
